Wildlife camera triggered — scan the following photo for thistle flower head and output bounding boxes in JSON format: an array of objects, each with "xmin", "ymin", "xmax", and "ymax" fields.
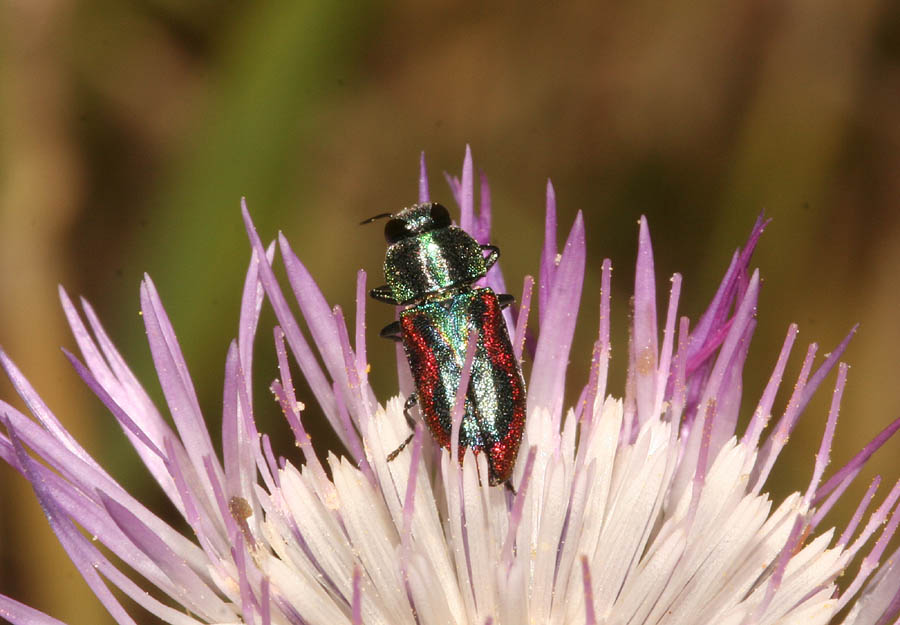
[{"xmin": 1, "ymin": 148, "xmax": 899, "ymax": 625}]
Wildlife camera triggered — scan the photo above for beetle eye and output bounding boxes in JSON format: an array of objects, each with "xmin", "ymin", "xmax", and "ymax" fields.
[
  {"xmin": 429, "ymin": 203, "xmax": 452, "ymax": 228},
  {"xmin": 384, "ymin": 218, "xmax": 411, "ymax": 244}
]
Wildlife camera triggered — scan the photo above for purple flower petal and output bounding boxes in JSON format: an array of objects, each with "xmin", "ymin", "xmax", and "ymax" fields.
[
  {"xmin": 418, "ymin": 152, "xmax": 430, "ymax": 204},
  {"xmin": 685, "ymin": 397, "xmax": 717, "ymax": 525},
  {"xmin": 696, "ymin": 266, "xmax": 759, "ymax": 457},
  {"xmin": 443, "ymin": 150, "xmax": 509, "ymax": 326},
  {"xmin": 667, "ymin": 316, "xmax": 690, "ymax": 422},
  {"xmin": 232, "ymin": 532, "xmax": 259, "ymax": 625},
  {"xmin": 838, "ymin": 488, "xmax": 900, "ymax": 614},
  {"xmin": 754, "ymin": 325, "xmax": 857, "ymax": 490},
  {"xmin": 443, "ymin": 171, "xmax": 462, "ymax": 208},
  {"xmin": 260, "ymin": 577, "xmax": 272, "ymax": 625},
  {"xmin": 844, "ymin": 478, "xmax": 900, "ymax": 563},
  {"xmin": 354, "ymin": 270, "xmax": 369, "ymax": 395},
  {"xmin": 528, "ymin": 211, "xmax": 585, "ymax": 424},
  {"xmin": 475, "ymin": 177, "xmax": 512, "ymax": 328},
  {"xmin": 585, "ymin": 258, "xmax": 613, "ymax": 423},
  {"xmin": 874, "ymin": 581, "xmax": 900, "ymax": 625},
  {"xmin": 100, "ymin": 492, "xmax": 234, "ymax": 621},
  {"xmin": 834, "ymin": 475, "xmax": 881, "ymax": 545},
  {"xmin": 707, "ymin": 317, "xmax": 753, "ymax": 456},
  {"xmin": 803, "ymin": 362, "xmax": 847, "ymax": 508},
  {"xmin": 654, "ymin": 273, "xmax": 682, "ymax": 421},
  {"xmin": 0, "ymin": 349, "xmax": 93, "ymax": 467},
  {"xmin": 501, "ymin": 445, "xmax": 536, "ymax": 569},
  {"xmin": 582, "ymin": 556, "xmax": 597, "ymax": 625},
  {"xmin": 0, "ymin": 398, "xmax": 209, "ymax": 576},
  {"xmin": 751, "ymin": 341, "xmax": 817, "ymax": 490},
  {"xmin": 238, "ymin": 243, "xmax": 276, "ymax": 393},
  {"xmin": 162, "ymin": 435, "xmax": 228, "ymax": 561},
  {"xmin": 279, "ymin": 233, "xmax": 371, "ymax": 439},
  {"xmin": 632, "ymin": 216, "xmax": 659, "ymax": 425},
  {"xmin": 741, "ymin": 324, "xmax": 798, "ymax": 450},
  {"xmin": 62, "ymin": 347, "xmax": 164, "ymax": 461},
  {"xmin": 271, "ymin": 326, "xmax": 332, "ymax": 494},
  {"xmin": 512, "ymin": 275, "xmax": 534, "ymax": 361},
  {"xmin": 0, "ymin": 431, "xmax": 192, "ymax": 600},
  {"xmin": 140, "ymin": 276, "xmax": 225, "ymax": 502},
  {"xmin": 261, "ymin": 433, "xmax": 281, "ymax": 488},
  {"xmin": 476, "ymin": 170, "xmax": 493, "ymax": 245},
  {"xmin": 332, "ymin": 304, "xmax": 378, "ymax": 458},
  {"xmin": 450, "ymin": 333, "xmax": 479, "ymax": 465},
  {"xmin": 813, "ymin": 415, "xmax": 900, "ymax": 506},
  {"xmin": 222, "ymin": 341, "xmax": 258, "ymax": 510},
  {"xmin": 61, "ymin": 291, "xmax": 184, "ymax": 500},
  {"xmin": 459, "ymin": 145, "xmax": 475, "ymax": 234},
  {"xmin": 687, "ymin": 214, "xmax": 769, "ymax": 368},
  {"xmin": 333, "ymin": 378, "xmax": 374, "ymax": 484},
  {"xmin": 538, "ymin": 180, "xmax": 558, "ymax": 325},
  {"xmin": 0, "ymin": 594, "xmax": 70, "ymax": 625},
  {"xmin": 241, "ymin": 201, "xmax": 341, "ymax": 438},
  {"xmin": 6, "ymin": 420, "xmax": 139, "ymax": 625},
  {"xmin": 754, "ymin": 516, "xmax": 805, "ymax": 620}
]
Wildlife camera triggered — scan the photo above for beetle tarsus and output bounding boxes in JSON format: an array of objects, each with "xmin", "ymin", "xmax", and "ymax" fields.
[
  {"xmin": 481, "ymin": 244, "xmax": 500, "ymax": 271},
  {"xmin": 386, "ymin": 394, "xmax": 419, "ymax": 462},
  {"xmin": 370, "ymin": 285, "xmax": 401, "ymax": 305},
  {"xmin": 379, "ymin": 321, "xmax": 402, "ymax": 342},
  {"xmin": 402, "ymin": 393, "xmax": 418, "ymax": 429},
  {"xmin": 497, "ymin": 293, "xmax": 516, "ymax": 310},
  {"xmin": 387, "ymin": 434, "xmax": 414, "ymax": 462}
]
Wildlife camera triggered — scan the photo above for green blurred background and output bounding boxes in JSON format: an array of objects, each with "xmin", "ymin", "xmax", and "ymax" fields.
[{"xmin": 1, "ymin": 1, "xmax": 899, "ymax": 623}]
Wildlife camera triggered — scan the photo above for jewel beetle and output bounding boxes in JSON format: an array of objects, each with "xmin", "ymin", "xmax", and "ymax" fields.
[{"xmin": 365, "ymin": 202, "xmax": 526, "ymax": 486}]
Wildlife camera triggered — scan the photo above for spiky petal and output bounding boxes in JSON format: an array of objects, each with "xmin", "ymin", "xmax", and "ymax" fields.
[{"xmin": 0, "ymin": 149, "xmax": 897, "ymax": 625}]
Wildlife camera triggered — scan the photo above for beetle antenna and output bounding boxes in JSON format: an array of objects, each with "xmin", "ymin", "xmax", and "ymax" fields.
[{"xmin": 360, "ymin": 212, "xmax": 393, "ymax": 225}]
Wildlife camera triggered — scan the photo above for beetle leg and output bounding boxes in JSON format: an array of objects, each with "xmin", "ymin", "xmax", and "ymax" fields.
[
  {"xmin": 379, "ymin": 321, "xmax": 402, "ymax": 342},
  {"xmin": 387, "ymin": 434, "xmax": 414, "ymax": 462},
  {"xmin": 504, "ymin": 480, "xmax": 517, "ymax": 495},
  {"xmin": 402, "ymin": 393, "xmax": 418, "ymax": 429},
  {"xmin": 370, "ymin": 285, "xmax": 400, "ymax": 305},
  {"xmin": 497, "ymin": 293, "xmax": 516, "ymax": 310},
  {"xmin": 481, "ymin": 244, "xmax": 500, "ymax": 271},
  {"xmin": 386, "ymin": 393, "xmax": 419, "ymax": 462}
]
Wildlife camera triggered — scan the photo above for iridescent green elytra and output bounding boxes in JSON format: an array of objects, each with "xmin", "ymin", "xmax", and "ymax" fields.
[{"xmin": 367, "ymin": 203, "xmax": 526, "ymax": 486}]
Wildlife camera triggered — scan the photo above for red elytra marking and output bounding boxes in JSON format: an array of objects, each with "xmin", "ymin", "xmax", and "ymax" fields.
[
  {"xmin": 400, "ymin": 314, "xmax": 450, "ymax": 448},
  {"xmin": 478, "ymin": 292, "xmax": 526, "ymax": 482},
  {"xmin": 401, "ymin": 292, "xmax": 525, "ymax": 483}
]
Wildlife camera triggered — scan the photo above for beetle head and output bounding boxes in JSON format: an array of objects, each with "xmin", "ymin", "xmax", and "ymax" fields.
[{"xmin": 361, "ymin": 203, "xmax": 452, "ymax": 244}]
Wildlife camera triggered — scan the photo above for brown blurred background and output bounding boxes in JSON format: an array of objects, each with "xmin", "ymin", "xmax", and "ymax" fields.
[{"xmin": 1, "ymin": 1, "xmax": 898, "ymax": 623}]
